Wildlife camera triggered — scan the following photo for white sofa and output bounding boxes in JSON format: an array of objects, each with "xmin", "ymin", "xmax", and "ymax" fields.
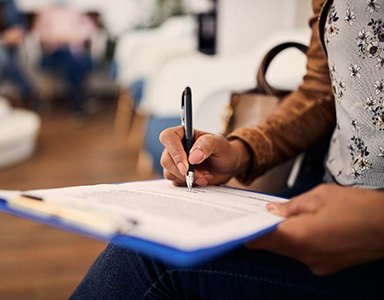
[
  {"xmin": 113, "ymin": 15, "xmax": 198, "ymax": 136},
  {"xmin": 115, "ymin": 15, "xmax": 197, "ymax": 89},
  {"xmin": 0, "ymin": 97, "xmax": 40, "ymax": 169}
]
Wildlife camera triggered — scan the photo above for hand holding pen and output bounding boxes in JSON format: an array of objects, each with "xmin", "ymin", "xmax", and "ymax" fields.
[{"xmin": 159, "ymin": 87, "xmax": 252, "ymax": 188}]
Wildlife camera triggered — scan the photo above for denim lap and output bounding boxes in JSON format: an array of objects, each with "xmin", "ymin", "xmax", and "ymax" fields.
[{"xmin": 70, "ymin": 243, "xmax": 384, "ymax": 300}]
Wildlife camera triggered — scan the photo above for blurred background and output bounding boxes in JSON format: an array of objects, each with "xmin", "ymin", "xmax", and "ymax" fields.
[{"xmin": 0, "ymin": 0, "xmax": 311, "ymax": 298}]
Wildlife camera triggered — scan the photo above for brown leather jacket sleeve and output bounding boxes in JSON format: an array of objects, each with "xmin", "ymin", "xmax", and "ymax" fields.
[{"xmin": 227, "ymin": 0, "xmax": 336, "ymax": 184}]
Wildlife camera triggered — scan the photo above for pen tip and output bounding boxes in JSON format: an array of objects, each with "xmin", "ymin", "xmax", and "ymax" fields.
[{"xmin": 186, "ymin": 172, "xmax": 194, "ymax": 191}]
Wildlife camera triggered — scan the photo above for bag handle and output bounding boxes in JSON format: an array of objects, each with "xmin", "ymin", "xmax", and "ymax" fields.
[{"xmin": 256, "ymin": 42, "xmax": 308, "ymax": 96}]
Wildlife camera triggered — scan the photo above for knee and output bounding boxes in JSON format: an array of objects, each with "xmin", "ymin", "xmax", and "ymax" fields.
[
  {"xmin": 71, "ymin": 243, "xmax": 166, "ymax": 299},
  {"xmin": 93, "ymin": 243, "xmax": 143, "ymax": 271}
]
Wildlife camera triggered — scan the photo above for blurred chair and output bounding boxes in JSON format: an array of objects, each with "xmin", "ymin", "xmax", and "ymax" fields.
[
  {"xmin": 0, "ymin": 96, "xmax": 40, "ymax": 168},
  {"xmin": 113, "ymin": 15, "xmax": 197, "ymax": 136},
  {"xmin": 139, "ymin": 28, "xmax": 311, "ymax": 175}
]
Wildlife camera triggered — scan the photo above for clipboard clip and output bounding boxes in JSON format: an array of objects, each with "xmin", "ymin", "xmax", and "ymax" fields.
[{"xmin": 7, "ymin": 194, "xmax": 139, "ymax": 236}]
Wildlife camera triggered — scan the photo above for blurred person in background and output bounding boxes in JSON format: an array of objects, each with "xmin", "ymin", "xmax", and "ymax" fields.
[
  {"xmin": 34, "ymin": 0, "xmax": 96, "ymax": 120},
  {"xmin": 0, "ymin": 0, "xmax": 40, "ymax": 112}
]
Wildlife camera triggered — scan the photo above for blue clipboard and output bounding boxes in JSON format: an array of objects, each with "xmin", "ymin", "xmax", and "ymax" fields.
[{"xmin": 0, "ymin": 196, "xmax": 279, "ymax": 267}]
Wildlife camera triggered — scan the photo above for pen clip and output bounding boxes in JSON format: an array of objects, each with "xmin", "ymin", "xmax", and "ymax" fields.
[
  {"xmin": 181, "ymin": 89, "xmax": 186, "ymax": 127},
  {"xmin": 181, "ymin": 87, "xmax": 193, "ymax": 138}
]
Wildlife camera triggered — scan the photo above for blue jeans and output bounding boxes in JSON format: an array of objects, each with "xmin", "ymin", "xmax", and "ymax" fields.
[
  {"xmin": 71, "ymin": 243, "xmax": 384, "ymax": 299},
  {"xmin": 0, "ymin": 47, "xmax": 40, "ymax": 111},
  {"xmin": 41, "ymin": 47, "xmax": 93, "ymax": 113}
]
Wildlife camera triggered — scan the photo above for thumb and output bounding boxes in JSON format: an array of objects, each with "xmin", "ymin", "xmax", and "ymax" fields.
[
  {"xmin": 267, "ymin": 193, "xmax": 325, "ymax": 218},
  {"xmin": 188, "ymin": 134, "xmax": 227, "ymax": 165}
]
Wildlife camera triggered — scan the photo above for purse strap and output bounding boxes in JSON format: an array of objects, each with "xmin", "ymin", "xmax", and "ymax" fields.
[{"xmin": 256, "ymin": 42, "xmax": 308, "ymax": 96}]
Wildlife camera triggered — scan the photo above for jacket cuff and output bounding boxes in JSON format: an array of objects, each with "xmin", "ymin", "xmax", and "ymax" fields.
[{"xmin": 226, "ymin": 127, "xmax": 272, "ymax": 185}]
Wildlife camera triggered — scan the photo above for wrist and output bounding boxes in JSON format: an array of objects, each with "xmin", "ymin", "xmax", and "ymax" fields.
[{"xmin": 230, "ymin": 139, "xmax": 252, "ymax": 176}]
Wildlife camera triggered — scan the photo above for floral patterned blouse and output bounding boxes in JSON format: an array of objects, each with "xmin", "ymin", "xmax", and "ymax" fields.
[{"xmin": 324, "ymin": 0, "xmax": 384, "ymax": 188}]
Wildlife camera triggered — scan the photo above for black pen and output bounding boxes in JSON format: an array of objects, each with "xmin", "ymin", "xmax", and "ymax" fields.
[{"xmin": 181, "ymin": 86, "xmax": 194, "ymax": 190}]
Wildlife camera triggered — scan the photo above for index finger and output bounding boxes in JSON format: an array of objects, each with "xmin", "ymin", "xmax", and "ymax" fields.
[{"xmin": 159, "ymin": 126, "xmax": 188, "ymax": 175}]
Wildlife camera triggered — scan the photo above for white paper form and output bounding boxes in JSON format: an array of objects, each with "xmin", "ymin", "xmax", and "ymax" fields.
[{"xmin": 9, "ymin": 180, "xmax": 287, "ymax": 250}]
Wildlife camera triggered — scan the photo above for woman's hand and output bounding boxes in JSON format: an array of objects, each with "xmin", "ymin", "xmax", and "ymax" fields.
[
  {"xmin": 159, "ymin": 126, "xmax": 250, "ymax": 186},
  {"xmin": 247, "ymin": 184, "xmax": 384, "ymax": 275}
]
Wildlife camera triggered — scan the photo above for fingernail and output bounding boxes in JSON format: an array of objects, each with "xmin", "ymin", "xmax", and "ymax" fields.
[
  {"xmin": 189, "ymin": 149, "xmax": 204, "ymax": 164},
  {"xmin": 266, "ymin": 203, "xmax": 282, "ymax": 215},
  {"xmin": 177, "ymin": 162, "xmax": 187, "ymax": 175}
]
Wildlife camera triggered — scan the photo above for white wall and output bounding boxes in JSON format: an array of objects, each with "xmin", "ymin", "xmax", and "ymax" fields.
[
  {"xmin": 217, "ymin": 0, "xmax": 312, "ymax": 55},
  {"xmin": 16, "ymin": 0, "xmax": 157, "ymax": 37},
  {"xmin": 16, "ymin": 0, "xmax": 102, "ymax": 11},
  {"xmin": 16, "ymin": 0, "xmax": 312, "ymax": 51}
]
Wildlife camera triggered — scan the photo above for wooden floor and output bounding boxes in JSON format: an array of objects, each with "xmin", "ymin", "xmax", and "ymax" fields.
[{"xmin": 0, "ymin": 100, "xmax": 157, "ymax": 299}]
